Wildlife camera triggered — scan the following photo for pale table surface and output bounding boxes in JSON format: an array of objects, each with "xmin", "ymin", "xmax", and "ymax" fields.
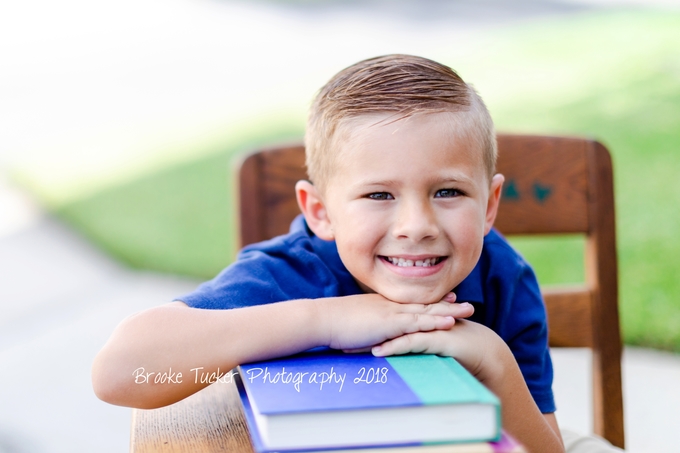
[{"xmin": 131, "ymin": 381, "xmax": 255, "ymax": 453}]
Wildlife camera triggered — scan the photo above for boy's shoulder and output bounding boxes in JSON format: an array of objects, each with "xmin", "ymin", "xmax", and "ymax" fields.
[
  {"xmin": 238, "ymin": 215, "xmax": 349, "ymax": 281},
  {"xmin": 482, "ymin": 228, "xmax": 531, "ymax": 270},
  {"xmin": 239, "ymin": 215, "xmax": 318, "ymax": 256},
  {"xmin": 179, "ymin": 215, "xmax": 362, "ymax": 309}
]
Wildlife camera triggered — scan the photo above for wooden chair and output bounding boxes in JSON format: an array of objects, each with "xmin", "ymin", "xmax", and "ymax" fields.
[{"xmin": 236, "ymin": 135, "xmax": 624, "ymax": 449}]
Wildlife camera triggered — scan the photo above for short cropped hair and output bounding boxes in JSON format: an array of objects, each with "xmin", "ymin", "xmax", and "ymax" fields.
[{"xmin": 305, "ymin": 54, "xmax": 497, "ymax": 191}]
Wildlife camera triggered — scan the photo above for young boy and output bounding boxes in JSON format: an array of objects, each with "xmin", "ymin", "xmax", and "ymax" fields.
[{"xmin": 94, "ymin": 55, "xmax": 610, "ymax": 452}]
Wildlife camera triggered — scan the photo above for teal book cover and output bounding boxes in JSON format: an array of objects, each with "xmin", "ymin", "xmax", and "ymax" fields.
[{"xmin": 236, "ymin": 348, "xmax": 501, "ymax": 452}]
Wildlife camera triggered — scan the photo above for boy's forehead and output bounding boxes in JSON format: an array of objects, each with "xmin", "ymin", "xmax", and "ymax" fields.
[
  {"xmin": 314, "ymin": 111, "xmax": 491, "ymax": 199},
  {"xmin": 335, "ymin": 111, "xmax": 485, "ymax": 169},
  {"xmin": 341, "ymin": 111, "xmax": 466, "ymax": 142}
]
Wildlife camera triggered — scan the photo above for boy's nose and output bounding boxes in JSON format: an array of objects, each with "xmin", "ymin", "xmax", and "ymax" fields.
[{"xmin": 392, "ymin": 199, "xmax": 440, "ymax": 242}]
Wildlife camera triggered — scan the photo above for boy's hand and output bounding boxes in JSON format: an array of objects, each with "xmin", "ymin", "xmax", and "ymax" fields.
[
  {"xmin": 371, "ymin": 319, "xmax": 498, "ymax": 381},
  {"xmin": 316, "ymin": 292, "xmax": 474, "ymax": 352}
]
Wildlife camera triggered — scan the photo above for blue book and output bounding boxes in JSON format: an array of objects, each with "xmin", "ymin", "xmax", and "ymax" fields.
[{"xmin": 236, "ymin": 349, "xmax": 501, "ymax": 452}]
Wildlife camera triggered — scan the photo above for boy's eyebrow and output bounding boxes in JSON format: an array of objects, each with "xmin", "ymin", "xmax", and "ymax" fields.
[
  {"xmin": 354, "ymin": 174, "xmax": 476, "ymax": 188},
  {"xmin": 353, "ymin": 178, "xmax": 401, "ymax": 187}
]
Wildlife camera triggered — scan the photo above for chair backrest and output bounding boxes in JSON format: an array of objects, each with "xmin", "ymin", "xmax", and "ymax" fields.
[{"xmin": 236, "ymin": 135, "xmax": 624, "ymax": 449}]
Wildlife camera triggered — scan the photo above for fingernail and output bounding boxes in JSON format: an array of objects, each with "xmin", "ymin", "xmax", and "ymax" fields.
[
  {"xmin": 445, "ymin": 316, "xmax": 454, "ymax": 320},
  {"xmin": 459, "ymin": 302, "xmax": 471, "ymax": 308},
  {"xmin": 372, "ymin": 345, "xmax": 382, "ymax": 355}
]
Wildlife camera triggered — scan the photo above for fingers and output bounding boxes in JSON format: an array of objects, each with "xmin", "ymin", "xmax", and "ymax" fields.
[
  {"xmin": 390, "ymin": 302, "xmax": 473, "ymax": 338},
  {"xmin": 400, "ymin": 301, "xmax": 474, "ymax": 319},
  {"xmin": 452, "ymin": 301, "xmax": 474, "ymax": 319},
  {"xmin": 433, "ymin": 315, "xmax": 457, "ymax": 330},
  {"xmin": 396, "ymin": 312, "xmax": 455, "ymax": 336},
  {"xmin": 442, "ymin": 292, "xmax": 457, "ymax": 303},
  {"xmin": 372, "ymin": 332, "xmax": 437, "ymax": 357}
]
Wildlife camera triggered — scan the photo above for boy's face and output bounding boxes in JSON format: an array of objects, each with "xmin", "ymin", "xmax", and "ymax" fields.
[{"xmin": 300, "ymin": 112, "xmax": 503, "ymax": 304}]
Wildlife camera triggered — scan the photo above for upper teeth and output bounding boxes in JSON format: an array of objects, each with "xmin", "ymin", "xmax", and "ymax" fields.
[{"xmin": 386, "ymin": 257, "xmax": 439, "ymax": 267}]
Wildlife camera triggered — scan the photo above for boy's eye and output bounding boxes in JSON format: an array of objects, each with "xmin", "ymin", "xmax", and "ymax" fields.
[
  {"xmin": 435, "ymin": 189, "xmax": 462, "ymax": 198},
  {"xmin": 366, "ymin": 192, "xmax": 394, "ymax": 200}
]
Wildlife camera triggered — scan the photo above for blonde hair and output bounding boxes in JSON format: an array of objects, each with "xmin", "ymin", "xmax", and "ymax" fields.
[{"xmin": 305, "ymin": 54, "xmax": 496, "ymax": 191}]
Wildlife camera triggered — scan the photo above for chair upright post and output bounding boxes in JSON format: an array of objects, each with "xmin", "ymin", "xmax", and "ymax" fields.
[{"xmin": 586, "ymin": 142, "xmax": 624, "ymax": 449}]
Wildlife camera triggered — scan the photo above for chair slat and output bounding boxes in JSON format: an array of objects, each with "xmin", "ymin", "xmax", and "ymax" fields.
[
  {"xmin": 495, "ymin": 135, "xmax": 590, "ymax": 235},
  {"xmin": 543, "ymin": 287, "xmax": 593, "ymax": 347},
  {"xmin": 260, "ymin": 146, "xmax": 307, "ymax": 240},
  {"xmin": 238, "ymin": 145, "xmax": 306, "ymax": 248}
]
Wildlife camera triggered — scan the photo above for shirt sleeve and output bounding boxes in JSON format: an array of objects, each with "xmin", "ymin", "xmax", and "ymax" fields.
[
  {"xmin": 482, "ymin": 235, "xmax": 556, "ymax": 414},
  {"xmin": 176, "ymin": 235, "xmax": 339, "ymax": 310}
]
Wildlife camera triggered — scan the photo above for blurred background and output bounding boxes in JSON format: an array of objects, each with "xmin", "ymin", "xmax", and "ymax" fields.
[{"xmin": 1, "ymin": 0, "xmax": 679, "ymax": 452}]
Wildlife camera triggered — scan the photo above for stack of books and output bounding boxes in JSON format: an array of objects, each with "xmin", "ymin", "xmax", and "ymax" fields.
[{"xmin": 235, "ymin": 348, "xmax": 524, "ymax": 453}]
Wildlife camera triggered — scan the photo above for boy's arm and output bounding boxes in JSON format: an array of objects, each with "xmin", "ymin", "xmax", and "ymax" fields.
[
  {"xmin": 372, "ymin": 320, "xmax": 565, "ymax": 453},
  {"xmin": 92, "ymin": 295, "xmax": 472, "ymax": 409}
]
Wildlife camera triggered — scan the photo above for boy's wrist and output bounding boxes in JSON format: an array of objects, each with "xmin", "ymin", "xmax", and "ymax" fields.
[{"xmin": 306, "ymin": 297, "xmax": 333, "ymax": 347}]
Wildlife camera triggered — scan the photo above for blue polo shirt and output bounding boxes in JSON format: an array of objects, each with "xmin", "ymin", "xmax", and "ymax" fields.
[{"xmin": 179, "ymin": 215, "xmax": 555, "ymax": 413}]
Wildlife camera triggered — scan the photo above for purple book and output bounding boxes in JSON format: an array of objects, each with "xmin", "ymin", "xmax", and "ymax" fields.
[{"xmin": 235, "ymin": 349, "xmax": 503, "ymax": 452}]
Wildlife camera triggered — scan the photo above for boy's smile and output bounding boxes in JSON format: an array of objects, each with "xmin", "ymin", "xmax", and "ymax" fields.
[{"xmin": 299, "ymin": 111, "xmax": 503, "ymax": 304}]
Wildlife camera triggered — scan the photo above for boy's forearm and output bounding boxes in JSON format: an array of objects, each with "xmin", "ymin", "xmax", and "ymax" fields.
[
  {"xmin": 92, "ymin": 299, "xmax": 324, "ymax": 409},
  {"xmin": 479, "ymin": 341, "xmax": 564, "ymax": 453},
  {"xmin": 93, "ymin": 294, "xmax": 464, "ymax": 409}
]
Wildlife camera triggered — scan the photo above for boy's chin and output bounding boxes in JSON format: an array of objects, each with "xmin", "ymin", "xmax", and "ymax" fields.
[
  {"xmin": 373, "ymin": 285, "xmax": 450, "ymax": 305},
  {"xmin": 355, "ymin": 278, "xmax": 451, "ymax": 304}
]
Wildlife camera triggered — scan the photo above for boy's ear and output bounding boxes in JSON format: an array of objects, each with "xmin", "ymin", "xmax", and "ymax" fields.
[
  {"xmin": 295, "ymin": 180, "xmax": 335, "ymax": 240},
  {"xmin": 484, "ymin": 174, "xmax": 505, "ymax": 235}
]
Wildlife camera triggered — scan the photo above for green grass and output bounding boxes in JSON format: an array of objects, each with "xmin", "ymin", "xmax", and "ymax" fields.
[
  {"xmin": 467, "ymin": 10, "xmax": 680, "ymax": 350},
  {"xmin": 56, "ymin": 124, "xmax": 304, "ymax": 278},
  {"xmin": 42, "ymin": 10, "xmax": 680, "ymax": 350}
]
